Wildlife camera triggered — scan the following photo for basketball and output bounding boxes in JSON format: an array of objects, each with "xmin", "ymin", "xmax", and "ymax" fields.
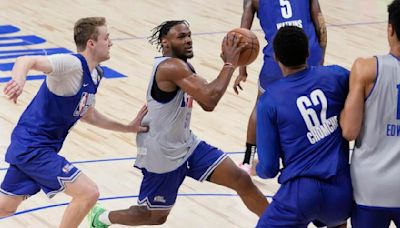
[{"xmin": 223, "ymin": 28, "xmax": 260, "ymax": 66}]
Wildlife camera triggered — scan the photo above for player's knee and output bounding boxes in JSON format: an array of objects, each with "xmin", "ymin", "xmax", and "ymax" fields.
[
  {"xmin": 87, "ymin": 187, "xmax": 100, "ymax": 205},
  {"xmin": 79, "ymin": 185, "xmax": 100, "ymax": 206},
  {"xmin": 234, "ymin": 169, "xmax": 254, "ymax": 192}
]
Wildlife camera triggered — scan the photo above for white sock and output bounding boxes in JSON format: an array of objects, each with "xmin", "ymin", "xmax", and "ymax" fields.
[{"xmin": 98, "ymin": 210, "xmax": 112, "ymax": 225}]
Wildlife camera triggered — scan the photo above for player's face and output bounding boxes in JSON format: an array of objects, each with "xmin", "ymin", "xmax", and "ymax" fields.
[
  {"xmin": 167, "ymin": 24, "xmax": 193, "ymax": 60},
  {"xmin": 92, "ymin": 25, "xmax": 113, "ymax": 62}
]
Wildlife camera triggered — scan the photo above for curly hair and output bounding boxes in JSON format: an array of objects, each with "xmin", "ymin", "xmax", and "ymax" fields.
[{"xmin": 148, "ymin": 20, "xmax": 189, "ymax": 51}]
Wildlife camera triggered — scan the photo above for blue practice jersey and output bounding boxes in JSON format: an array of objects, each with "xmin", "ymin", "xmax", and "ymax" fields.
[
  {"xmin": 256, "ymin": 65, "xmax": 349, "ymax": 183},
  {"xmin": 257, "ymin": 0, "xmax": 322, "ymax": 65},
  {"xmin": 6, "ymin": 54, "xmax": 101, "ymax": 164}
]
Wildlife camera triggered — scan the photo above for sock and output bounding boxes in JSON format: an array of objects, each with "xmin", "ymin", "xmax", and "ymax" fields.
[
  {"xmin": 242, "ymin": 143, "xmax": 256, "ymax": 164},
  {"xmin": 99, "ymin": 210, "xmax": 112, "ymax": 225}
]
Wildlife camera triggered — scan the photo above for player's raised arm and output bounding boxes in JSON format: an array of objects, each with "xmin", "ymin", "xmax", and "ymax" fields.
[
  {"xmin": 159, "ymin": 33, "xmax": 245, "ymax": 111},
  {"xmin": 4, "ymin": 56, "xmax": 52, "ymax": 103},
  {"xmin": 234, "ymin": 0, "xmax": 259, "ymax": 94}
]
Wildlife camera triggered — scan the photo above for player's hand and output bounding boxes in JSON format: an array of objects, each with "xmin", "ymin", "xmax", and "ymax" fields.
[
  {"xmin": 3, "ymin": 79, "xmax": 25, "ymax": 104},
  {"xmin": 129, "ymin": 105, "xmax": 149, "ymax": 133},
  {"xmin": 221, "ymin": 33, "xmax": 246, "ymax": 67},
  {"xmin": 233, "ymin": 66, "xmax": 248, "ymax": 94}
]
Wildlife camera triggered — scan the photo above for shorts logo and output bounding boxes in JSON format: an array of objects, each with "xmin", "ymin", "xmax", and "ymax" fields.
[
  {"xmin": 154, "ymin": 195, "xmax": 166, "ymax": 203},
  {"xmin": 62, "ymin": 164, "xmax": 74, "ymax": 174}
]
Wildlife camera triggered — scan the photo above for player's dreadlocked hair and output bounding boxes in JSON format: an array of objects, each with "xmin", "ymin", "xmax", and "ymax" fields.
[{"xmin": 148, "ymin": 20, "xmax": 189, "ymax": 51}]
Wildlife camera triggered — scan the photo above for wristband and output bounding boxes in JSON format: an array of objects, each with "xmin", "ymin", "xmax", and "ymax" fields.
[{"xmin": 223, "ymin": 62, "xmax": 235, "ymax": 68}]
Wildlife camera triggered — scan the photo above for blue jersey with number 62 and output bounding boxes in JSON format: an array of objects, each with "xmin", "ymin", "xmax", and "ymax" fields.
[{"xmin": 256, "ymin": 65, "xmax": 349, "ymax": 184}]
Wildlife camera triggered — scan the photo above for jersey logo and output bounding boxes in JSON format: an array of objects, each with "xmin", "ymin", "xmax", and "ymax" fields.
[
  {"xmin": 73, "ymin": 92, "xmax": 95, "ymax": 117},
  {"xmin": 181, "ymin": 93, "xmax": 193, "ymax": 108},
  {"xmin": 296, "ymin": 89, "xmax": 338, "ymax": 144}
]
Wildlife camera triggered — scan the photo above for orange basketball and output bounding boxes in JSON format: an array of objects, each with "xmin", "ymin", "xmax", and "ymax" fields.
[{"xmin": 224, "ymin": 28, "xmax": 260, "ymax": 66}]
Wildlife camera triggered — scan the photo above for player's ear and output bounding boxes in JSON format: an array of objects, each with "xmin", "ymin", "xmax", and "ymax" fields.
[
  {"xmin": 388, "ymin": 23, "xmax": 395, "ymax": 37},
  {"xmin": 87, "ymin": 39, "xmax": 95, "ymax": 49},
  {"xmin": 161, "ymin": 38, "xmax": 169, "ymax": 49}
]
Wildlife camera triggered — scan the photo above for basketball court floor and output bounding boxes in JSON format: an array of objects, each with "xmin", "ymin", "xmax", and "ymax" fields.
[{"xmin": 0, "ymin": 0, "xmax": 394, "ymax": 227}]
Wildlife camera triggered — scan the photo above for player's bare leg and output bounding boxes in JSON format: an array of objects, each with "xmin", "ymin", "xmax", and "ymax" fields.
[
  {"xmin": 0, "ymin": 194, "xmax": 24, "ymax": 217},
  {"xmin": 61, "ymin": 173, "xmax": 99, "ymax": 228},
  {"xmin": 211, "ymin": 157, "xmax": 268, "ymax": 216},
  {"xmin": 240, "ymin": 89, "xmax": 263, "ymax": 176}
]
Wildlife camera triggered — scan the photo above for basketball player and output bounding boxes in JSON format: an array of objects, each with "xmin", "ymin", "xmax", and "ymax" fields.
[
  {"xmin": 88, "ymin": 20, "xmax": 268, "ymax": 227},
  {"xmin": 340, "ymin": 0, "xmax": 400, "ymax": 227},
  {"xmin": 256, "ymin": 26, "xmax": 352, "ymax": 227},
  {"xmin": 0, "ymin": 17, "xmax": 148, "ymax": 228},
  {"xmin": 235, "ymin": 0, "xmax": 327, "ymax": 175}
]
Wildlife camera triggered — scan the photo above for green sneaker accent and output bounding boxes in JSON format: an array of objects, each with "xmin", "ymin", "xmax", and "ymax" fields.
[{"xmin": 88, "ymin": 204, "xmax": 109, "ymax": 228}]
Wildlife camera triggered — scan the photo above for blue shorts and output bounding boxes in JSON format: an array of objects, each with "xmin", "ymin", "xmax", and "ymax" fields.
[
  {"xmin": 258, "ymin": 58, "xmax": 283, "ymax": 93},
  {"xmin": 257, "ymin": 172, "xmax": 353, "ymax": 228},
  {"xmin": 0, "ymin": 150, "xmax": 81, "ymax": 198},
  {"xmin": 351, "ymin": 204, "xmax": 400, "ymax": 228},
  {"xmin": 137, "ymin": 141, "xmax": 227, "ymax": 210}
]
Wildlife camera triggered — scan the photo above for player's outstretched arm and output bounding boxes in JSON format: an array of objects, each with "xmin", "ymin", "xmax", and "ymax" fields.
[
  {"xmin": 311, "ymin": 0, "xmax": 327, "ymax": 65},
  {"xmin": 234, "ymin": 0, "xmax": 259, "ymax": 94},
  {"xmin": 340, "ymin": 57, "xmax": 376, "ymax": 140},
  {"xmin": 4, "ymin": 56, "xmax": 52, "ymax": 103},
  {"xmin": 81, "ymin": 105, "xmax": 148, "ymax": 133}
]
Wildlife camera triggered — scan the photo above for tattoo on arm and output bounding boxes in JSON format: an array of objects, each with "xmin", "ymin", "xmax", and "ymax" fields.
[{"xmin": 317, "ymin": 13, "xmax": 327, "ymax": 49}]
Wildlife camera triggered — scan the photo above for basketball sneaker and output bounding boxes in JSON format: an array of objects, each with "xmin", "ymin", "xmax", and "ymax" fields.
[{"xmin": 88, "ymin": 204, "xmax": 109, "ymax": 228}]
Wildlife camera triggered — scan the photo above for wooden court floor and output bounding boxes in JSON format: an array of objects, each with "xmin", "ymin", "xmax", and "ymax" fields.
[{"xmin": 0, "ymin": 0, "xmax": 395, "ymax": 227}]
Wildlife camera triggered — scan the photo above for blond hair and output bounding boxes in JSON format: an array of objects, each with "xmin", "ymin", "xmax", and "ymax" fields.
[{"xmin": 74, "ymin": 17, "xmax": 106, "ymax": 52}]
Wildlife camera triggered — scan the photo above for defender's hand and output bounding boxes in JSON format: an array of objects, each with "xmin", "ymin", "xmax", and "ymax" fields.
[
  {"xmin": 129, "ymin": 105, "xmax": 149, "ymax": 133},
  {"xmin": 4, "ymin": 79, "xmax": 25, "ymax": 104}
]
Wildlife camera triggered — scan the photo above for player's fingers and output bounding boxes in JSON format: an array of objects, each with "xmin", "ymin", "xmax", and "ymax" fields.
[
  {"xmin": 238, "ymin": 41, "xmax": 248, "ymax": 51},
  {"xmin": 228, "ymin": 33, "xmax": 237, "ymax": 46},
  {"xmin": 222, "ymin": 34, "xmax": 228, "ymax": 46},
  {"xmin": 5, "ymin": 85, "xmax": 18, "ymax": 97},
  {"xmin": 9, "ymin": 94, "xmax": 18, "ymax": 104},
  {"xmin": 138, "ymin": 126, "xmax": 149, "ymax": 133},
  {"xmin": 138, "ymin": 105, "xmax": 148, "ymax": 115},
  {"xmin": 4, "ymin": 80, "xmax": 17, "ymax": 95},
  {"xmin": 233, "ymin": 34, "xmax": 242, "ymax": 47},
  {"xmin": 233, "ymin": 84, "xmax": 238, "ymax": 94}
]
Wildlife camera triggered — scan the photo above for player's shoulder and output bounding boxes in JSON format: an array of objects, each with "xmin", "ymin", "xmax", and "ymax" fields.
[
  {"xmin": 48, "ymin": 53, "xmax": 79, "ymax": 62},
  {"xmin": 352, "ymin": 57, "xmax": 376, "ymax": 73},
  {"xmin": 321, "ymin": 65, "xmax": 350, "ymax": 76},
  {"xmin": 351, "ymin": 57, "xmax": 377, "ymax": 83},
  {"xmin": 156, "ymin": 57, "xmax": 194, "ymax": 80},
  {"xmin": 158, "ymin": 57, "xmax": 191, "ymax": 72},
  {"xmin": 259, "ymin": 88, "xmax": 277, "ymax": 106}
]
